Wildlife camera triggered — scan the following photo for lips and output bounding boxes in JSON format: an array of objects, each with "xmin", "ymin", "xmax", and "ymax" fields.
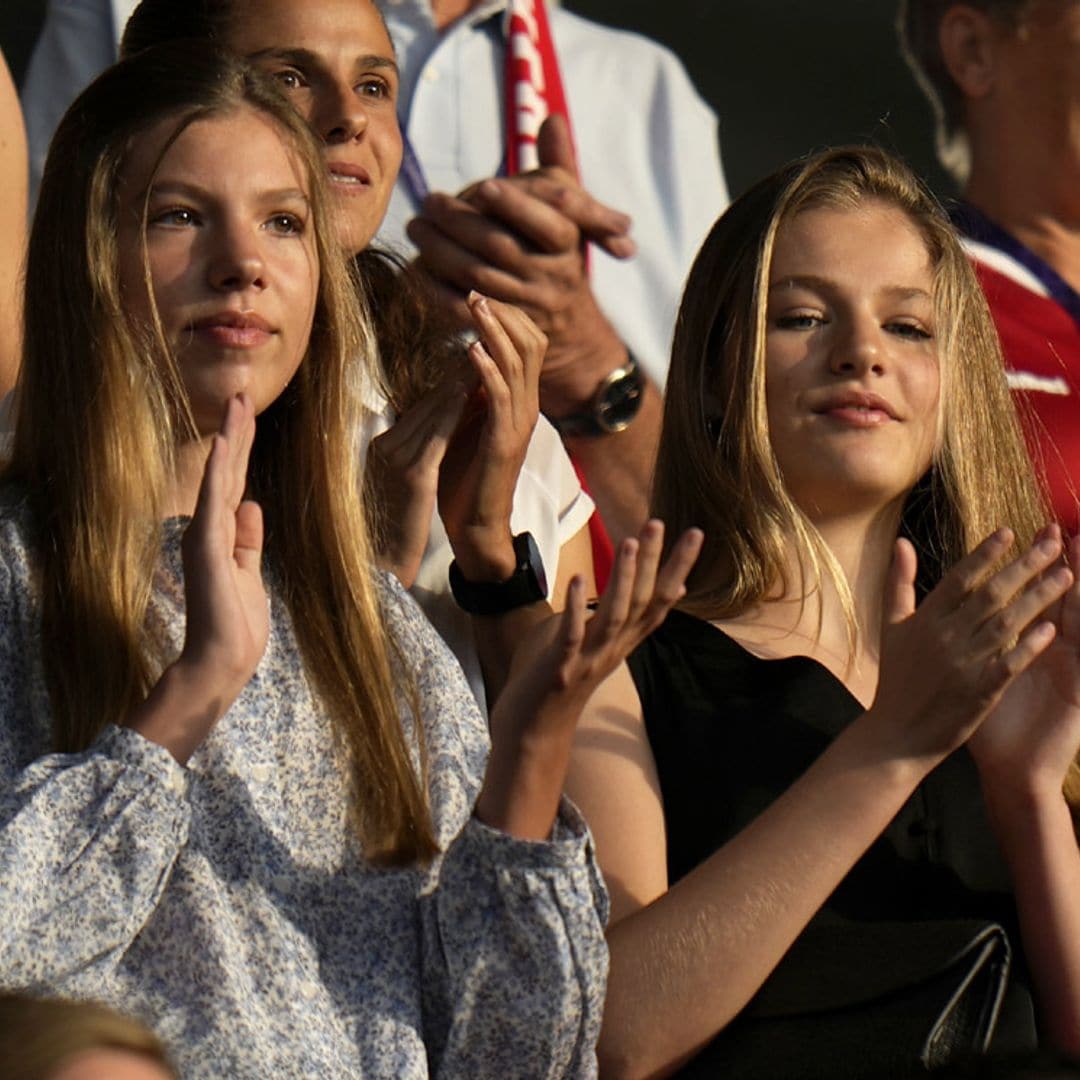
[
  {"xmin": 188, "ymin": 311, "xmax": 274, "ymax": 348},
  {"xmin": 812, "ymin": 390, "xmax": 899, "ymax": 426},
  {"xmin": 327, "ymin": 161, "xmax": 372, "ymax": 194}
]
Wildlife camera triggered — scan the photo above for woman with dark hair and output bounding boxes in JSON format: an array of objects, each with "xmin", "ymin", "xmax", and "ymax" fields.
[
  {"xmin": 566, "ymin": 146, "xmax": 1080, "ymax": 1076},
  {"xmin": 0, "ymin": 41, "xmax": 699, "ymax": 1076},
  {"xmin": 119, "ymin": 0, "xmax": 598, "ymax": 712}
]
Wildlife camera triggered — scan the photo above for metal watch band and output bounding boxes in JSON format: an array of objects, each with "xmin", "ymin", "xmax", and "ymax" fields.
[{"xmin": 550, "ymin": 350, "xmax": 645, "ymax": 437}]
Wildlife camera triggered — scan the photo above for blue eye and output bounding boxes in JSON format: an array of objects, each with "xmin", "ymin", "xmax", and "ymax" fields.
[{"xmin": 886, "ymin": 321, "xmax": 933, "ymax": 341}]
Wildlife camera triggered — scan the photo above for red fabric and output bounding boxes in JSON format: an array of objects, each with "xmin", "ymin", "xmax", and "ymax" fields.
[
  {"xmin": 571, "ymin": 458, "xmax": 613, "ymax": 593},
  {"xmin": 504, "ymin": 1, "xmax": 609, "ymax": 584},
  {"xmin": 504, "ymin": 0, "xmax": 574, "ymax": 176},
  {"xmin": 974, "ymin": 260, "xmax": 1080, "ymax": 533}
]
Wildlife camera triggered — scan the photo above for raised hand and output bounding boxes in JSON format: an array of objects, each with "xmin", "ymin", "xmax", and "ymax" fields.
[
  {"xmin": 969, "ymin": 528, "xmax": 1080, "ymax": 797},
  {"xmin": 365, "ymin": 375, "xmax": 469, "ymax": 589},
  {"xmin": 868, "ymin": 529, "xmax": 1071, "ymax": 769},
  {"xmin": 437, "ymin": 292, "xmax": 545, "ymax": 583},
  {"xmin": 179, "ymin": 393, "xmax": 268, "ymax": 694},
  {"xmin": 406, "ymin": 114, "xmax": 632, "ymax": 418},
  {"xmin": 129, "ymin": 394, "xmax": 268, "ymax": 764},
  {"xmin": 476, "ymin": 521, "xmax": 703, "ymax": 839}
]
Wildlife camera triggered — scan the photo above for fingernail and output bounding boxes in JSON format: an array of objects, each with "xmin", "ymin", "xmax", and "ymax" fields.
[
  {"xmin": 467, "ymin": 289, "xmax": 489, "ymax": 311},
  {"xmin": 1039, "ymin": 537, "xmax": 1060, "ymax": 556},
  {"xmin": 479, "ymin": 180, "xmax": 500, "ymax": 199}
]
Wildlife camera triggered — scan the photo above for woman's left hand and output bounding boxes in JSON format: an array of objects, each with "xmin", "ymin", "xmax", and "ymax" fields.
[
  {"xmin": 476, "ymin": 521, "xmax": 703, "ymax": 839},
  {"xmin": 970, "ymin": 527, "xmax": 1080, "ymax": 798},
  {"xmin": 437, "ymin": 291, "xmax": 544, "ymax": 583}
]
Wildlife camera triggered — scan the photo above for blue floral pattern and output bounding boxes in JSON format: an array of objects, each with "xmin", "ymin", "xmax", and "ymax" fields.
[{"xmin": 0, "ymin": 501, "xmax": 608, "ymax": 1077}]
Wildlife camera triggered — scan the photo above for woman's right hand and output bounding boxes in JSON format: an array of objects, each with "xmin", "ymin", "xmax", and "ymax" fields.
[
  {"xmin": 128, "ymin": 394, "xmax": 268, "ymax": 764},
  {"xmin": 867, "ymin": 528, "xmax": 1072, "ymax": 767},
  {"xmin": 366, "ymin": 375, "xmax": 469, "ymax": 589}
]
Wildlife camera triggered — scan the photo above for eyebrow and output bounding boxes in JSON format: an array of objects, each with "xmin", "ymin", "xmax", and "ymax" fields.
[
  {"xmin": 146, "ymin": 180, "xmax": 310, "ymax": 205},
  {"xmin": 769, "ymin": 275, "xmax": 932, "ymax": 303},
  {"xmin": 246, "ymin": 46, "xmax": 399, "ymax": 79}
]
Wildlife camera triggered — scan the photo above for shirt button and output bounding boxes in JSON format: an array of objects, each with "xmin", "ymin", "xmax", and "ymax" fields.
[
  {"xmin": 251, "ymin": 763, "xmax": 271, "ymax": 784},
  {"xmin": 423, "ymin": 66, "xmax": 440, "ymax": 83},
  {"xmin": 167, "ymin": 771, "xmax": 186, "ymax": 796},
  {"xmin": 300, "ymin": 981, "xmax": 319, "ymax": 1001}
]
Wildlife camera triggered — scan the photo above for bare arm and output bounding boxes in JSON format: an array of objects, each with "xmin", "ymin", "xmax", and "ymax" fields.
[
  {"xmin": 567, "ymin": 532, "xmax": 1072, "ymax": 1077},
  {"xmin": 0, "ymin": 50, "xmax": 26, "ymax": 395},
  {"xmin": 968, "ymin": 531, "xmax": 1080, "ymax": 1053}
]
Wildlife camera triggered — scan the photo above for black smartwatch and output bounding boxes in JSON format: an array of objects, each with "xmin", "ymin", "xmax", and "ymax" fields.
[
  {"xmin": 550, "ymin": 351, "xmax": 645, "ymax": 437},
  {"xmin": 448, "ymin": 532, "xmax": 548, "ymax": 615}
]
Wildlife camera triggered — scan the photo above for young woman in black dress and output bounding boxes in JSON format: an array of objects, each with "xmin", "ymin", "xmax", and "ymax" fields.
[{"xmin": 567, "ymin": 146, "xmax": 1080, "ymax": 1076}]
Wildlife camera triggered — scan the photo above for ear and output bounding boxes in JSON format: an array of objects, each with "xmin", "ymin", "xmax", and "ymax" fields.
[{"xmin": 939, "ymin": 5, "xmax": 999, "ymax": 100}]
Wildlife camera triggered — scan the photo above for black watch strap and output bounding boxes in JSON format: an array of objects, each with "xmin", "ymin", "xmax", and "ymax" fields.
[{"xmin": 449, "ymin": 532, "xmax": 549, "ymax": 615}]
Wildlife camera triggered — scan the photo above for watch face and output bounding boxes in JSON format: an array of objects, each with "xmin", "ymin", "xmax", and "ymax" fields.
[{"xmin": 597, "ymin": 370, "xmax": 644, "ymax": 433}]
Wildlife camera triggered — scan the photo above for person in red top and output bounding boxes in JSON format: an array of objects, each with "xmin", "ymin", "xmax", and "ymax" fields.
[{"xmin": 899, "ymin": 0, "xmax": 1080, "ymax": 532}]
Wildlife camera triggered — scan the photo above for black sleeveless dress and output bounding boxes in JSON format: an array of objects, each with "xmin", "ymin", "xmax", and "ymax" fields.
[{"xmin": 626, "ymin": 608, "xmax": 1037, "ymax": 1076}]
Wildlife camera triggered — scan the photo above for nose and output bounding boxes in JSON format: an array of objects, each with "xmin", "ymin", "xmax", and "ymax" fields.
[
  {"xmin": 207, "ymin": 226, "xmax": 266, "ymax": 293},
  {"xmin": 313, "ymin": 78, "xmax": 368, "ymax": 145},
  {"xmin": 829, "ymin": 316, "xmax": 885, "ymax": 377}
]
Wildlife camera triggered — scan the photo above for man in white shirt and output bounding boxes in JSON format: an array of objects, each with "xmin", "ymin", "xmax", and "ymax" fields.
[{"xmin": 382, "ymin": 0, "xmax": 727, "ymax": 540}]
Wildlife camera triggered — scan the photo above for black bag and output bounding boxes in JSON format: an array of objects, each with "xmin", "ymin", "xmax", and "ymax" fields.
[{"xmin": 677, "ymin": 920, "xmax": 1035, "ymax": 1079}]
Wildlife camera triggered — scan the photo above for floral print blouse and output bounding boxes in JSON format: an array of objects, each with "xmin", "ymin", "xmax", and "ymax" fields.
[{"xmin": 0, "ymin": 502, "xmax": 608, "ymax": 1077}]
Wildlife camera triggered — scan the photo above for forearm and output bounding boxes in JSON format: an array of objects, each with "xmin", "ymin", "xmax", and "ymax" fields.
[
  {"xmin": 600, "ymin": 718, "xmax": 930, "ymax": 1078},
  {"xmin": 982, "ymin": 781, "xmax": 1080, "ymax": 1054},
  {"xmin": 471, "ymin": 601, "xmax": 553, "ymax": 707},
  {"xmin": 474, "ymin": 712, "xmax": 575, "ymax": 841},
  {"xmin": 563, "ymin": 380, "xmax": 661, "ymax": 545}
]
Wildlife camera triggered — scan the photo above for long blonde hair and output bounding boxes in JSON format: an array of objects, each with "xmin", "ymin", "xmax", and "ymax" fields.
[
  {"xmin": 9, "ymin": 43, "xmax": 436, "ymax": 865},
  {"xmin": 654, "ymin": 145, "xmax": 1046, "ymax": 624}
]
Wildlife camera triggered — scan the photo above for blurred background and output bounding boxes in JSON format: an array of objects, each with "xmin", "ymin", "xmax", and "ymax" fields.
[{"xmin": 0, "ymin": 0, "xmax": 957, "ymax": 201}]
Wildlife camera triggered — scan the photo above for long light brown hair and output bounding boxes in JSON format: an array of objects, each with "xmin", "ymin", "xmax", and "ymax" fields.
[
  {"xmin": 654, "ymin": 145, "xmax": 1046, "ymax": 622},
  {"xmin": 9, "ymin": 43, "xmax": 436, "ymax": 864}
]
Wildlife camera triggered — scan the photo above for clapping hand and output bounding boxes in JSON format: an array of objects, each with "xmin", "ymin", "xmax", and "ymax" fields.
[
  {"xmin": 869, "ymin": 528, "xmax": 1072, "ymax": 769},
  {"xmin": 476, "ymin": 521, "xmax": 703, "ymax": 839}
]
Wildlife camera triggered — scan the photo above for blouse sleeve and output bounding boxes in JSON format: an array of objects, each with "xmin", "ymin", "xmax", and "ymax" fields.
[
  {"xmin": 0, "ymin": 517, "xmax": 191, "ymax": 992},
  {"xmin": 377, "ymin": 571, "xmax": 608, "ymax": 1077},
  {"xmin": 421, "ymin": 801, "xmax": 609, "ymax": 1079}
]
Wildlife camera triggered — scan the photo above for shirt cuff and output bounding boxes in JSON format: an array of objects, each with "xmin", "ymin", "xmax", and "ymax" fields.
[{"xmin": 92, "ymin": 724, "xmax": 191, "ymax": 800}]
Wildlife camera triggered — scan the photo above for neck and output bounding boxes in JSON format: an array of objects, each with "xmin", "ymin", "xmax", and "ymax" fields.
[
  {"xmin": 716, "ymin": 502, "xmax": 904, "ymax": 706},
  {"xmin": 430, "ymin": 0, "xmax": 482, "ymax": 30},
  {"xmin": 965, "ymin": 130, "xmax": 1080, "ymax": 293},
  {"xmin": 166, "ymin": 435, "xmax": 215, "ymax": 519}
]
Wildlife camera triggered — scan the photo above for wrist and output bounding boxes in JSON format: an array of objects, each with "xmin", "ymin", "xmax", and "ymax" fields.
[
  {"xmin": 127, "ymin": 660, "xmax": 225, "ymax": 765},
  {"xmin": 447, "ymin": 526, "xmax": 518, "ymax": 583},
  {"xmin": 449, "ymin": 531, "xmax": 549, "ymax": 615},
  {"xmin": 547, "ymin": 348, "xmax": 645, "ymax": 438},
  {"xmin": 540, "ymin": 328, "xmax": 632, "ymax": 416}
]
